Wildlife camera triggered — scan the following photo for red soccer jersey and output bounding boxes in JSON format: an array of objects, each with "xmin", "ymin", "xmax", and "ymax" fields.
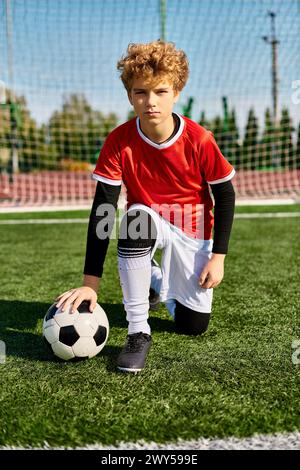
[{"xmin": 93, "ymin": 113, "xmax": 235, "ymax": 239}]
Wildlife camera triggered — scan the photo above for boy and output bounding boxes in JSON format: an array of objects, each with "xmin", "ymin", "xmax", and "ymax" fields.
[{"xmin": 55, "ymin": 40, "xmax": 235, "ymax": 373}]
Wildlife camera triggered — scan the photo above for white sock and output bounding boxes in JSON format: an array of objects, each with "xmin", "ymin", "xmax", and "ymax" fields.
[{"xmin": 118, "ymin": 247, "xmax": 151, "ymax": 335}]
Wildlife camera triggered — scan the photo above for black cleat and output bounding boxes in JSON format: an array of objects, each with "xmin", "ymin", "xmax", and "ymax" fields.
[
  {"xmin": 117, "ymin": 332, "xmax": 152, "ymax": 373},
  {"xmin": 149, "ymin": 287, "xmax": 160, "ymax": 311}
]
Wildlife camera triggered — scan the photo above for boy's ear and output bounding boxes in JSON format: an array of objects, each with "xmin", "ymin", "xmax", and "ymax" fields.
[
  {"xmin": 173, "ymin": 91, "xmax": 180, "ymax": 104},
  {"xmin": 127, "ymin": 91, "xmax": 133, "ymax": 106}
]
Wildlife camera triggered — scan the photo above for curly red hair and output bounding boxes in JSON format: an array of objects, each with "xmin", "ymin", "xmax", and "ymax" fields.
[{"xmin": 117, "ymin": 40, "xmax": 189, "ymax": 93}]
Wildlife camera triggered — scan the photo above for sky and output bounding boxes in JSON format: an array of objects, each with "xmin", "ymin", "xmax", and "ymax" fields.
[{"xmin": 0, "ymin": 0, "xmax": 299, "ymax": 137}]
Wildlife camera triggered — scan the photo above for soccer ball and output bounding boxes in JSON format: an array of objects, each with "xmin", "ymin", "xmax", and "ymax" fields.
[{"xmin": 43, "ymin": 300, "xmax": 109, "ymax": 360}]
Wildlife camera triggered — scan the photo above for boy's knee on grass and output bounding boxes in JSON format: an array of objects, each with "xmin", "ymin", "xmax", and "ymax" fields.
[{"xmin": 174, "ymin": 301, "xmax": 211, "ymax": 336}]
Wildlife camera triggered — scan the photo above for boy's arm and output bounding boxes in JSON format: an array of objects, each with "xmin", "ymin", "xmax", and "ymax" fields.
[
  {"xmin": 199, "ymin": 180, "xmax": 235, "ymax": 288},
  {"xmin": 210, "ymin": 180, "xmax": 235, "ymax": 255},
  {"xmin": 55, "ymin": 181, "xmax": 120, "ymax": 313},
  {"xmin": 83, "ymin": 274, "xmax": 100, "ymax": 293},
  {"xmin": 83, "ymin": 180, "xmax": 121, "ymax": 280}
]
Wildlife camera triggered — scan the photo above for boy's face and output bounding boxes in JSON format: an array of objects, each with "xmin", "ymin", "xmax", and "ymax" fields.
[{"xmin": 128, "ymin": 76, "xmax": 180, "ymax": 124}]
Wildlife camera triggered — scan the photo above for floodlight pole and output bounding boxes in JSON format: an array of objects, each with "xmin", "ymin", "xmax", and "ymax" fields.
[
  {"xmin": 160, "ymin": 0, "xmax": 166, "ymax": 41},
  {"xmin": 262, "ymin": 11, "xmax": 280, "ymax": 124}
]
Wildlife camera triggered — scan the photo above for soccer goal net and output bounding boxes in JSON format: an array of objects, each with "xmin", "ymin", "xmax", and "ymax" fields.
[{"xmin": 0, "ymin": 0, "xmax": 299, "ymax": 209}]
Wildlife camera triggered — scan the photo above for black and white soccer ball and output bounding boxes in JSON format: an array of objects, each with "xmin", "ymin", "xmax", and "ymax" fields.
[{"xmin": 43, "ymin": 300, "xmax": 109, "ymax": 360}]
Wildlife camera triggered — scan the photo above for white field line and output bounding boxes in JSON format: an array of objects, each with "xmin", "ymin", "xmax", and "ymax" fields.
[
  {"xmin": 0, "ymin": 218, "xmax": 89, "ymax": 225},
  {"xmin": 0, "ymin": 205, "xmax": 91, "ymax": 213},
  {"xmin": 234, "ymin": 212, "xmax": 300, "ymax": 218},
  {"xmin": 1, "ymin": 212, "xmax": 300, "ymax": 225},
  {"xmin": 0, "ymin": 198, "xmax": 299, "ymax": 214},
  {"xmin": 1, "ymin": 432, "xmax": 300, "ymax": 450}
]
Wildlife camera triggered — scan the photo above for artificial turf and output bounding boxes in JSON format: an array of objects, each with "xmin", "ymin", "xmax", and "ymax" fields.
[{"xmin": 0, "ymin": 207, "xmax": 299, "ymax": 447}]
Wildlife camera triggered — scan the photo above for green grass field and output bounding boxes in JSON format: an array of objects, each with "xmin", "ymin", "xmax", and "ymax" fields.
[{"xmin": 0, "ymin": 206, "xmax": 299, "ymax": 447}]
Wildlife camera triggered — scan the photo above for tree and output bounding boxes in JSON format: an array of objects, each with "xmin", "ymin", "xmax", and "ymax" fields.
[
  {"xmin": 0, "ymin": 92, "xmax": 11, "ymax": 171},
  {"xmin": 181, "ymin": 97, "xmax": 194, "ymax": 118},
  {"xmin": 279, "ymin": 108, "xmax": 295, "ymax": 169},
  {"xmin": 0, "ymin": 88, "xmax": 58, "ymax": 172},
  {"xmin": 198, "ymin": 111, "xmax": 210, "ymax": 129},
  {"xmin": 210, "ymin": 116, "xmax": 224, "ymax": 151},
  {"xmin": 48, "ymin": 94, "xmax": 118, "ymax": 163},
  {"xmin": 226, "ymin": 109, "xmax": 241, "ymax": 168},
  {"xmin": 242, "ymin": 108, "xmax": 259, "ymax": 170},
  {"xmin": 259, "ymin": 108, "xmax": 278, "ymax": 169}
]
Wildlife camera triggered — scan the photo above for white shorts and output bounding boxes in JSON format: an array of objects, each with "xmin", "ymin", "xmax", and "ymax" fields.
[{"xmin": 127, "ymin": 204, "xmax": 213, "ymax": 316}]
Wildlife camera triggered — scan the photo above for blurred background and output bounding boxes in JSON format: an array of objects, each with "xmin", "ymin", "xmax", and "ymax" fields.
[{"xmin": 0, "ymin": 0, "xmax": 299, "ymax": 208}]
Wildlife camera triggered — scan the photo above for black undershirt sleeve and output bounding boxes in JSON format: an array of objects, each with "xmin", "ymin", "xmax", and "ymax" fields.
[
  {"xmin": 84, "ymin": 178, "xmax": 234, "ymax": 276},
  {"xmin": 210, "ymin": 180, "xmax": 235, "ymax": 254},
  {"xmin": 83, "ymin": 181, "xmax": 121, "ymax": 278}
]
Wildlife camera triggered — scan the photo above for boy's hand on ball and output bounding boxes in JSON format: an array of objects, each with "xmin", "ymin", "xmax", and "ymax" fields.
[
  {"xmin": 199, "ymin": 253, "xmax": 225, "ymax": 289},
  {"xmin": 55, "ymin": 286, "xmax": 97, "ymax": 314}
]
